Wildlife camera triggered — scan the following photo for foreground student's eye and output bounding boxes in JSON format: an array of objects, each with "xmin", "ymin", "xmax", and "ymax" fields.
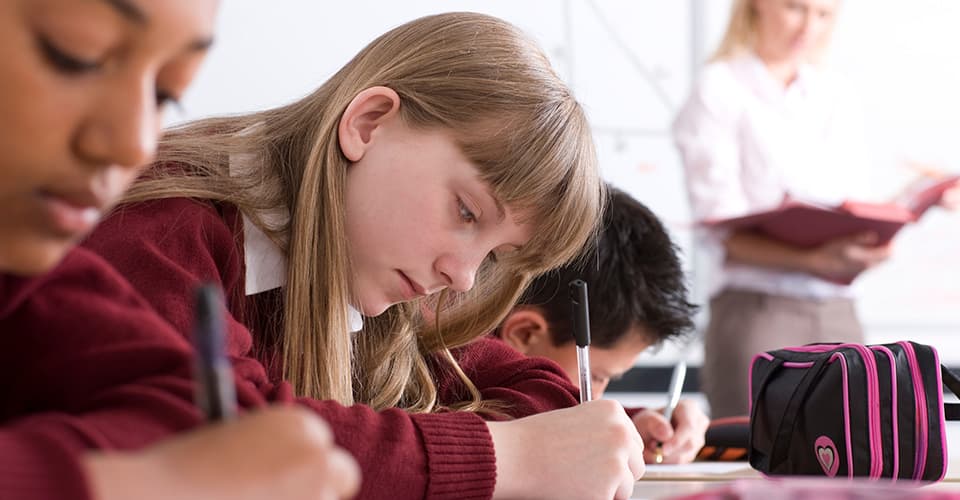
[
  {"xmin": 155, "ymin": 89, "xmax": 182, "ymax": 109},
  {"xmin": 39, "ymin": 37, "xmax": 101, "ymax": 74}
]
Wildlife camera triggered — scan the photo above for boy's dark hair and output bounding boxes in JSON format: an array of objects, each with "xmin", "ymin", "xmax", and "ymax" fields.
[{"xmin": 517, "ymin": 186, "xmax": 698, "ymax": 348}]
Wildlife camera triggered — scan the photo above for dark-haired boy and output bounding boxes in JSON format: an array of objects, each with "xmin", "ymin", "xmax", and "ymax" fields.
[{"xmin": 497, "ymin": 187, "xmax": 708, "ymax": 464}]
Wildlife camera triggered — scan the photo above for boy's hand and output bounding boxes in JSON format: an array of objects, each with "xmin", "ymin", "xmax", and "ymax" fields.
[{"xmin": 632, "ymin": 399, "xmax": 709, "ymax": 464}]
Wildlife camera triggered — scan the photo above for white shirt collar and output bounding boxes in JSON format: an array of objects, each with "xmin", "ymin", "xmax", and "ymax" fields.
[
  {"xmin": 230, "ymin": 149, "xmax": 364, "ymax": 333},
  {"xmin": 741, "ymin": 53, "xmax": 815, "ymax": 103}
]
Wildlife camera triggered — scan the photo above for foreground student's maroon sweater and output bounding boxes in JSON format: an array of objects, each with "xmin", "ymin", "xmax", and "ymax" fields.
[
  {"xmin": 0, "ymin": 249, "xmax": 208, "ymax": 500},
  {"xmin": 79, "ymin": 197, "xmax": 582, "ymax": 500}
]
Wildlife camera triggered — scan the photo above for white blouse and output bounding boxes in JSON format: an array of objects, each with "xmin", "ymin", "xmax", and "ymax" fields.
[
  {"xmin": 673, "ymin": 54, "xmax": 873, "ymax": 300},
  {"xmin": 231, "ymin": 151, "xmax": 364, "ymax": 332}
]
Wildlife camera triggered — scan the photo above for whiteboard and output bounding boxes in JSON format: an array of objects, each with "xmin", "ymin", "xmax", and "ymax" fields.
[{"xmin": 173, "ymin": 0, "xmax": 960, "ymax": 363}]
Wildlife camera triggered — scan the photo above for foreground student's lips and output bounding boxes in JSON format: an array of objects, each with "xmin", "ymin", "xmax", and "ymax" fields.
[{"xmin": 36, "ymin": 189, "xmax": 105, "ymax": 237}]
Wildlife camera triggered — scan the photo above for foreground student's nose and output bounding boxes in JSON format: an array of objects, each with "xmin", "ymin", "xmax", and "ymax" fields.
[{"xmin": 75, "ymin": 77, "xmax": 160, "ymax": 170}]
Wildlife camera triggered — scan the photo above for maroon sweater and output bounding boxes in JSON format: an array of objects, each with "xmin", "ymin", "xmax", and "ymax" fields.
[
  {"xmin": 76, "ymin": 197, "xmax": 581, "ymax": 500},
  {"xmin": 0, "ymin": 249, "xmax": 206, "ymax": 500}
]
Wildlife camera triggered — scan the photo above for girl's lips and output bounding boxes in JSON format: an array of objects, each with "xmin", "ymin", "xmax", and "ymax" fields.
[{"xmin": 397, "ymin": 271, "xmax": 427, "ymax": 301}]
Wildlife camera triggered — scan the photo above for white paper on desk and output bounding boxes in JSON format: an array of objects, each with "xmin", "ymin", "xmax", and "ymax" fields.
[{"xmin": 641, "ymin": 462, "xmax": 757, "ymax": 480}]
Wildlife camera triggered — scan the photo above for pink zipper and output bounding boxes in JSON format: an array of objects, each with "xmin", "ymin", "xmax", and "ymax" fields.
[
  {"xmin": 872, "ymin": 346, "xmax": 899, "ymax": 479},
  {"xmin": 849, "ymin": 344, "xmax": 883, "ymax": 478},
  {"xmin": 899, "ymin": 341, "xmax": 927, "ymax": 479},
  {"xmin": 831, "ymin": 352, "xmax": 855, "ymax": 478},
  {"xmin": 932, "ymin": 347, "xmax": 948, "ymax": 482}
]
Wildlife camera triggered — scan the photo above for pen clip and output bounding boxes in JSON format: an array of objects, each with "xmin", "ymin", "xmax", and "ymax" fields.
[{"xmin": 568, "ymin": 279, "xmax": 591, "ymax": 348}]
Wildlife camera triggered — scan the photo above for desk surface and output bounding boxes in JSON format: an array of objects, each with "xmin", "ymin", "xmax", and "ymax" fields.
[{"xmin": 631, "ymin": 421, "xmax": 960, "ymax": 499}]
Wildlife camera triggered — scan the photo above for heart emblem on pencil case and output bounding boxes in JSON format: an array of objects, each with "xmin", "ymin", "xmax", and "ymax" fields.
[{"xmin": 814, "ymin": 436, "xmax": 839, "ymax": 477}]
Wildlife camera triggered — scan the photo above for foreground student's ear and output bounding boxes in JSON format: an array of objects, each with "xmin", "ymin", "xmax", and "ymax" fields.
[{"xmin": 84, "ymin": 407, "xmax": 360, "ymax": 500}]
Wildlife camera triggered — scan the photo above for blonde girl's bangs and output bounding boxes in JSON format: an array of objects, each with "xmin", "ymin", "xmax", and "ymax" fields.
[
  {"xmin": 410, "ymin": 94, "xmax": 604, "ymax": 355},
  {"xmin": 364, "ymin": 11, "xmax": 603, "ymax": 276},
  {"xmin": 455, "ymin": 98, "xmax": 603, "ymax": 277}
]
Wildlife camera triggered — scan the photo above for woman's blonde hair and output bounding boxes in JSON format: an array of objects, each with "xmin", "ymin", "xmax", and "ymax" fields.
[
  {"xmin": 710, "ymin": 0, "xmax": 836, "ymax": 63},
  {"xmin": 124, "ymin": 12, "xmax": 603, "ymax": 412}
]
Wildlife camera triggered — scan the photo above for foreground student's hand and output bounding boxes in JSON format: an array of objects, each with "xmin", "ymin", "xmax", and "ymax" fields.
[
  {"xmin": 806, "ymin": 232, "xmax": 892, "ymax": 283},
  {"xmin": 632, "ymin": 399, "xmax": 709, "ymax": 464},
  {"xmin": 488, "ymin": 399, "xmax": 644, "ymax": 500},
  {"xmin": 84, "ymin": 406, "xmax": 360, "ymax": 500}
]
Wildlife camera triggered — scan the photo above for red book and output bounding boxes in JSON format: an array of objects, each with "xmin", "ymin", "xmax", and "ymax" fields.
[
  {"xmin": 671, "ymin": 477, "xmax": 960, "ymax": 499},
  {"xmin": 702, "ymin": 175, "xmax": 959, "ymax": 248}
]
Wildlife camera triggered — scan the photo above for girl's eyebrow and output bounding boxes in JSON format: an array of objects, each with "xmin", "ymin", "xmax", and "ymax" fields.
[
  {"xmin": 483, "ymin": 187, "xmax": 506, "ymax": 223},
  {"xmin": 101, "ymin": 0, "xmax": 215, "ymax": 52}
]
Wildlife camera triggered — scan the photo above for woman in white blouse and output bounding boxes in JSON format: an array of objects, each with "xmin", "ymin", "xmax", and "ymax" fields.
[{"xmin": 672, "ymin": 0, "xmax": 891, "ymax": 418}]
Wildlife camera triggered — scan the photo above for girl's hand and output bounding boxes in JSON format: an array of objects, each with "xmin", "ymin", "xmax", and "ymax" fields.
[{"xmin": 488, "ymin": 399, "xmax": 645, "ymax": 500}]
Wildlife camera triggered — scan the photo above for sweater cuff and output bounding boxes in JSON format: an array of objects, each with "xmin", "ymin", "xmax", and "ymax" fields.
[
  {"xmin": 412, "ymin": 411, "xmax": 496, "ymax": 500},
  {"xmin": 0, "ymin": 432, "xmax": 92, "ymax": 500},
  {"xmin": 625, "ymin": 406, "xmax": 647, "ymax": 419}
]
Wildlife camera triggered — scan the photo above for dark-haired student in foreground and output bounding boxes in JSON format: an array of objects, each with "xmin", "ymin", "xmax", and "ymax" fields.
[
  {"xmin": 497, "ymin": 187, "xmax": 710, "ymax": 464},
  {"xmin": 0, "ymin": 1, "xmax": 358, "ymax": 499}
]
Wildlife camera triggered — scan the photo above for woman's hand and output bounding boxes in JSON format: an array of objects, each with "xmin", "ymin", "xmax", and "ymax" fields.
[
  {"xmin": 725, "ymin": 230, "xmax": 890, "ymax": 283},
  {"xmin": 939, "ymin": 184, "xmax": 960, "ymax": 211},
  {"xmin": 804, "ymin": 232, "xmax": 892, "ymax": 283}
]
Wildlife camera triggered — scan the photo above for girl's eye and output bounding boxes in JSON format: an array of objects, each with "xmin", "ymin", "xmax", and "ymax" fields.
[
  {"xmin": 39, "ymin": 37, "xmax": 100, "ymax": 74},
  {"xmin": 457, "ymin": 198, "xmax": 477, "ymax": 223}
]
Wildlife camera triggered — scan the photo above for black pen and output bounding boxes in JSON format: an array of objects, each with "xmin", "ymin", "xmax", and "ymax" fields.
[
  {"xmin": 193, "ymin": 284, "xmax": 237, "ymax": 421},
  {"xmin": 569, "ymin": 279, "xmax": 592, "ymax": 403}
]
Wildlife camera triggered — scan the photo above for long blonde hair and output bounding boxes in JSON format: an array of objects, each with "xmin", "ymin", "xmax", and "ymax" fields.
[
  {"xmin": 124, "ymin": 12, "xmax": 602, "ymax": 412},
  {"xmin": 711, "ymin": 0, "xmax": 836, "ymax": 63}
]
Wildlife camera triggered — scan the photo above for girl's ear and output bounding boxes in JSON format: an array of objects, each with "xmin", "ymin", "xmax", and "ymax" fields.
[{"xmin": 338, "ymin": 86, "xmax": 402, "ymax": 162}]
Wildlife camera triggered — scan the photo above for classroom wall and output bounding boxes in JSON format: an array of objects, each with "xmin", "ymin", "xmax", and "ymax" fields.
[{"xmin": 172, "ymin": 0, "xmax": 960, "ymax": 365}]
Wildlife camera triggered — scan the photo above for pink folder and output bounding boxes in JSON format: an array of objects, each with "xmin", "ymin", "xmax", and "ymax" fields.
[{"xmin": 702, "ymin": 175, "xmax": 959, "ymax": 248}]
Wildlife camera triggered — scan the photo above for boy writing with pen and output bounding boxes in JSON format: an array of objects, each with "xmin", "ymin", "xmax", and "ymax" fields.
[{"xmin": 496, "ymin": 186, "xmax": 710, "ymax": 464}]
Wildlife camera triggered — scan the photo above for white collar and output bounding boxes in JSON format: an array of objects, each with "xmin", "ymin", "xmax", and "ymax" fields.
[
  {"xmin": 230, "ymin": 149, "xmax": 364, "ymax": 333},
  {"xmin": 741, "ymin": 53, "xmax": 815, "ymax": 102}
]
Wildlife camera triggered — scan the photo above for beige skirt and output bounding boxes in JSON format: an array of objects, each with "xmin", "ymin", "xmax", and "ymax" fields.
[{"xmin": 701, "ymin": 288, "xmax": 864, "ymax": 418}]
